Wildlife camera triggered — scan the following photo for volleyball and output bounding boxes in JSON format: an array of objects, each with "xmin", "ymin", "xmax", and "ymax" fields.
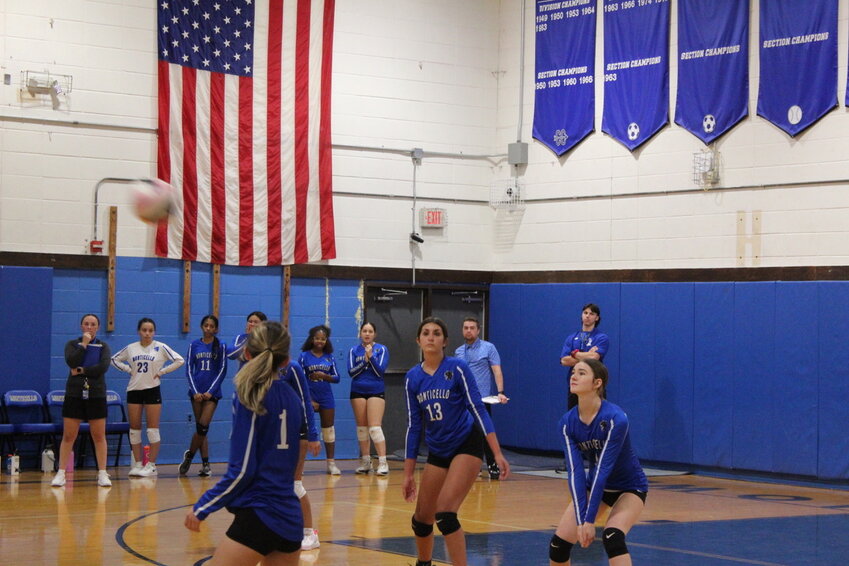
[{"xmin": 132, "ymin": 178, "xmax": 175, "ymax": 223}]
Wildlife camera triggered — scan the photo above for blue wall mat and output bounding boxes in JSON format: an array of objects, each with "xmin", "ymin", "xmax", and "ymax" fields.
[
  {"xmin": 816, "ymin": 282, "xmax": 849, "ymax": 479},
  {"xmin": 773, "ymin": 282, "xmax": 818, "ymax": 476},
  {"xmin": 490, "ymin": 280, "xmax": 849, "ymax": 481},
  {"xmin": 692, "ymin": 283, "xmax": 734, "ymax": 469},
  {"xmin": 488, "ymin": 285, "xmax": 523, "ymax": 448},
  {"xmin": 652, "ymin": 283, "xmax": 695, "ymax": 464},
  {"xmin": 619, "ymin": 284, "xmax": 657, "ymax": 459},
  {"xmin": 731, "ymin": 282, "xmax": 776, "ymax": 472},
  {"xmin": 0, "ymin": 266, "xmax": 52, "ymax": 395},
  {"xmin": 489, "ymin": 283, "xmax": 622, "ymax": 451}
]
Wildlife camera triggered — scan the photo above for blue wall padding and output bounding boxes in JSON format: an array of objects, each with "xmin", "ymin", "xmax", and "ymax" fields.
[
  {"xmin": 773, "ymin": 282, "xmax": 818, "ymax": 476},
  {"xmin": 692, "ymin": 283, "xmax": 734, "ymax": 469},
  {"xmin": 618, "ymin": 284, "xmax": 658, "ymax": 459},
  {"xmin": 0, "ymin": 267, "xmax": 52, "ymax": 396},
  {"xmin": 12, "ymin": 259, "xmax": 849, "ymax": 480},
  {"xmin": 490, "ymin": 281, "xmax": 849, "ymax": 481},
  {"xmin": 816, "ymin": 283, "xmax": 849, "ymax": 479},
  {"xmin": 652, "ymin": 283, "xmax": 695, "ymax": 464},
  {"xmin": 730, "ymin": 283, "xmax": 776, "ymax": 471}
]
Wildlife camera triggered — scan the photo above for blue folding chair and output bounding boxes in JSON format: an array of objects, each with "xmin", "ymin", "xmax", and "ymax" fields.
[
  {"xmin": 0, "ymin": 402, "xmax": 16, "ymax": 456},
  {"xmin": 3, "ymin": 390, "xmax": 55, "ymax": 466},
  {"xmin": 105, "ymin": 390, "xmax": 130, "ymax": 467}
]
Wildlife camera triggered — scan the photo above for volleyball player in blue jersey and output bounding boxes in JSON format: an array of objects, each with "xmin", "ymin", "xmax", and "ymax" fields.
[
  {"xmin": 403, "ymin": 317, "xmax": 510, "ymax": 566},
  {"xmin": 228, "ymin": 311, "xmax": 267, "ymax": 368},
  {"xmin": 549, "ymin": 359, "xmax": 647, "ymax": 566},
  {"xmin": 347, "ymin": 322, "xmax": 390, "ymax": 475},
  {"xmin": 560, "ymin": 303, "xmax": 609, "ymax": 409},
  {"xmin": 298, "ymin": 325, "xmax": 342, "ymax": 475},
  {"xmin": 280, "ymin": 356, "xmax": 322, "ymax": 551},
  {"xmin": 185, "ymin": 321, "xmax": 303, "ymax": 565},
  {"xmin": 179, "ymin": 315, "xmax": 228, "ymax": 477}
]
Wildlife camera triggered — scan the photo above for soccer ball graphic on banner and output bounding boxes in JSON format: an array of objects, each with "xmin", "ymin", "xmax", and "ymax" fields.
[
  {"xmin": 132, "ymin": 179, "xmax": 175, "ymax": 223},
  {"xmin": 702, "ymin": 114, "xmax": 716, "ymax": 133},
  {"xmin": 627, "ymin": 122, "xmax": 640, "ymax": 141}
]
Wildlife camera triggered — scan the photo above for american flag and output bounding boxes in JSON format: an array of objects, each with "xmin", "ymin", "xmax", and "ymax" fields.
[{"xmin": 156, "ymin": 0, "xmax": 336, "ymax": 266}]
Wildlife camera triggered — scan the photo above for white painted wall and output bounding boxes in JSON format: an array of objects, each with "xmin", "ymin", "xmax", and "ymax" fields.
[
  {"xmin": 493, "ymin": 0, "xmax": 849, "ymax": 270},
  {"xmin": 3, "ymin": 1, "xmax": 849, "ymax": 271},
  {"xmin": 0, "ymin": 0, "xmax": 502, "ymax": 269}
]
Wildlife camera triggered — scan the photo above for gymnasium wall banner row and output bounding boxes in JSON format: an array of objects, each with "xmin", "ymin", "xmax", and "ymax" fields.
[{"xmin": 533, "ymin": 0, "xmax": 838, "ymax": 153}]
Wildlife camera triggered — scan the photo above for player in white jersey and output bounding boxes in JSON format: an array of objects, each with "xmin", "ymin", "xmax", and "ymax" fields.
[{"xmin": 111, "ymin": 317, "xmax": 184, "ymax": 477}]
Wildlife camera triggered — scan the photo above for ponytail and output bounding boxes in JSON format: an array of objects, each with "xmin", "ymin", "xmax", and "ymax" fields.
[{"xmin": 234, "ymin": 321, "xmax": 291, "ymax": 414}]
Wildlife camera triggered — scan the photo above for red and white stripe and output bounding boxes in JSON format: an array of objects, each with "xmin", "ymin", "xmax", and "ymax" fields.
[{"xmin": 156, "ymin": 0, "xmax": 336, "ymax": 266}]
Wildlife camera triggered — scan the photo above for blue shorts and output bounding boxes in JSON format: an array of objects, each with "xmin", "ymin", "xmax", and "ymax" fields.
[{"xmin": 308, "ymin": 381, "xmax": 335, "ymax": 410}]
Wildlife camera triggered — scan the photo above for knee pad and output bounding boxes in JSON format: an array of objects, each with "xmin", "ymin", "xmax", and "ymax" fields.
[
  {"xmin": 411, "ymin": 515, "xmax": 433, "ymax": 538},
  {"xmin": 549, "ymin": 534, "xmax": 573, "ymax": 563},
  {"xmin": 147, "ymin": 428, "xmax": 161, "ymax": 444},
  {"xmin": 602, "ymin": 527, "xmax": 628, "ymax": 559},
  {"xmin": 294, "ymin": 480, "xmax": 307, "ymax": 499},
  {"xmin": 129, "ymin": 428, "xmax": 142, "ymax": 445},
  {"xmin": 196, "ymin": 422, "xmax": 209, "ymax": 437},
  {"xmin": 321, "ymin": 426, "xmax": 335, "ymax": 444},
  {"xmin": 357, "ymin": 426, "xmax": 368, "ymax": 442},
  {"xmin": 368, "ymin": 426, "xmax": 385, "ymax": 444},
  {"xmin": 434, "ymin": 511, "xmax": 460, "ymax": 536}
]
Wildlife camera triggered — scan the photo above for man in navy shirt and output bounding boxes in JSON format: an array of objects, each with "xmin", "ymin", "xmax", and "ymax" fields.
[{"xmin": 454, "ymin": 317, "xmax": 508, "ymax": 479}]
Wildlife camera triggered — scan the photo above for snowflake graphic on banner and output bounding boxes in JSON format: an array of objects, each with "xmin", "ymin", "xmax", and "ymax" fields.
[{"xmin": 553, "ymin": 129, "xmax": 568, "ymax": 146}]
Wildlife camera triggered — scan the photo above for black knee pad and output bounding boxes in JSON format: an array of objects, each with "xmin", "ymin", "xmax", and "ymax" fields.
[
  {"xmin": 434, "ymin": 511, "xmax": 461, "ymax": 536},
  {"xmin": 411, "ymin": 515, "xmax": 433, "ymax": 538},
  {"xmin": 196, "ymin": 422, "xmax": 209, "ymax": 436},
  {"xmin": 602, "ymin": 527, "xmax": 628, "ymax": 559},
  {"xmin": 549, "ymin": 534, "xmax": 573, "ymax": 563}
]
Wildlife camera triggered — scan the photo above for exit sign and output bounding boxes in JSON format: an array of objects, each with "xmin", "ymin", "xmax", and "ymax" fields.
[{"xmin": 420, "ymin": 208, "xmax": 447, "ymax": 228}]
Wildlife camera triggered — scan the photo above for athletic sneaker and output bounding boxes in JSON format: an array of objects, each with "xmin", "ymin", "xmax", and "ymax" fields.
[
  {"xmin": 178, "ymin": 450, "xmax": 193, "ymax": 475},
  {"xmin": 128, "ymin": 462, "xmax": 144, "ymax": 477},
  {"xmin": 136, "ymin": 462, "xmax": 158, "ymax": 477},
  {"xmin": 326, "ymin": 461, "xmax": 341, "ymax": 476},
  {"xmin": 51, "ymin": 469, "xmax": 66, "ymax": 487},
  {"xmin": 198, "ymin": 463, "xmax": 212, "ymax": 477},
  {"xmin": 97, "ymin": 470, "xmax": 112, "ymax": 487},
  {"xmin": 376, "ymin": 460, "xmax": 389, "ymax": 476},
  {"xmin": 301, "ymin": 529, "xmax": 320, "ymax": 551},
  {"xmin": 488, "ymin": 463, "xmax": 501, "ymax": 480},
  {"xmin": 355, "ymin": 457, "xmax": 372, "ymax": 474}
]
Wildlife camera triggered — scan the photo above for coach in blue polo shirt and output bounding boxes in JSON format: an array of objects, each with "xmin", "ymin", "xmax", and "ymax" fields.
[{"xmin": 454, "ymin": 317, "xmax": 509, "ymax": 479}]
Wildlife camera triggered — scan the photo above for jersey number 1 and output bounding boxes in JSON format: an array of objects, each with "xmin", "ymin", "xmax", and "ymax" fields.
[{"xmin": 277, "ymin": 410, "xmax": 289, "ymax": 449}]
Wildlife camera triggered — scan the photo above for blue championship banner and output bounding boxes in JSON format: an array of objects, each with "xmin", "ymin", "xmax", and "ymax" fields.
[
  {"xmin": 601, "ymin": 0, "xmax": 669, "ymax": 151},
  {"xmin": 757, "ymin": 0, "xmax": 837, "ymax": 137},
  {"xmin": 532, "ymin": 0, "xmax": 597, "ymax": 156},
  {"xmin": 675, "ymin": 0, "xmax": 748, "ymax": 145}
]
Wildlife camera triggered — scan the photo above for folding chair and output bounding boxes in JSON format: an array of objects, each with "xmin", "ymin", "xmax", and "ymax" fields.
[
  {"xmin": 3, "ymin": 390, "xmax": 55, "ymax": 467},
  {"xmin": 0, "ymin": 402, "xmax": 16, "ymax": 456},
  {"xmin": 105, "ymin": 390, "xmax": 130, "ymax": 467}
]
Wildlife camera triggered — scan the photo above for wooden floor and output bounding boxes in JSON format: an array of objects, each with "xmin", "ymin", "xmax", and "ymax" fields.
[{"xmin": 2, "ymin": 460, "xmax": 848, "ymax": 565}]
